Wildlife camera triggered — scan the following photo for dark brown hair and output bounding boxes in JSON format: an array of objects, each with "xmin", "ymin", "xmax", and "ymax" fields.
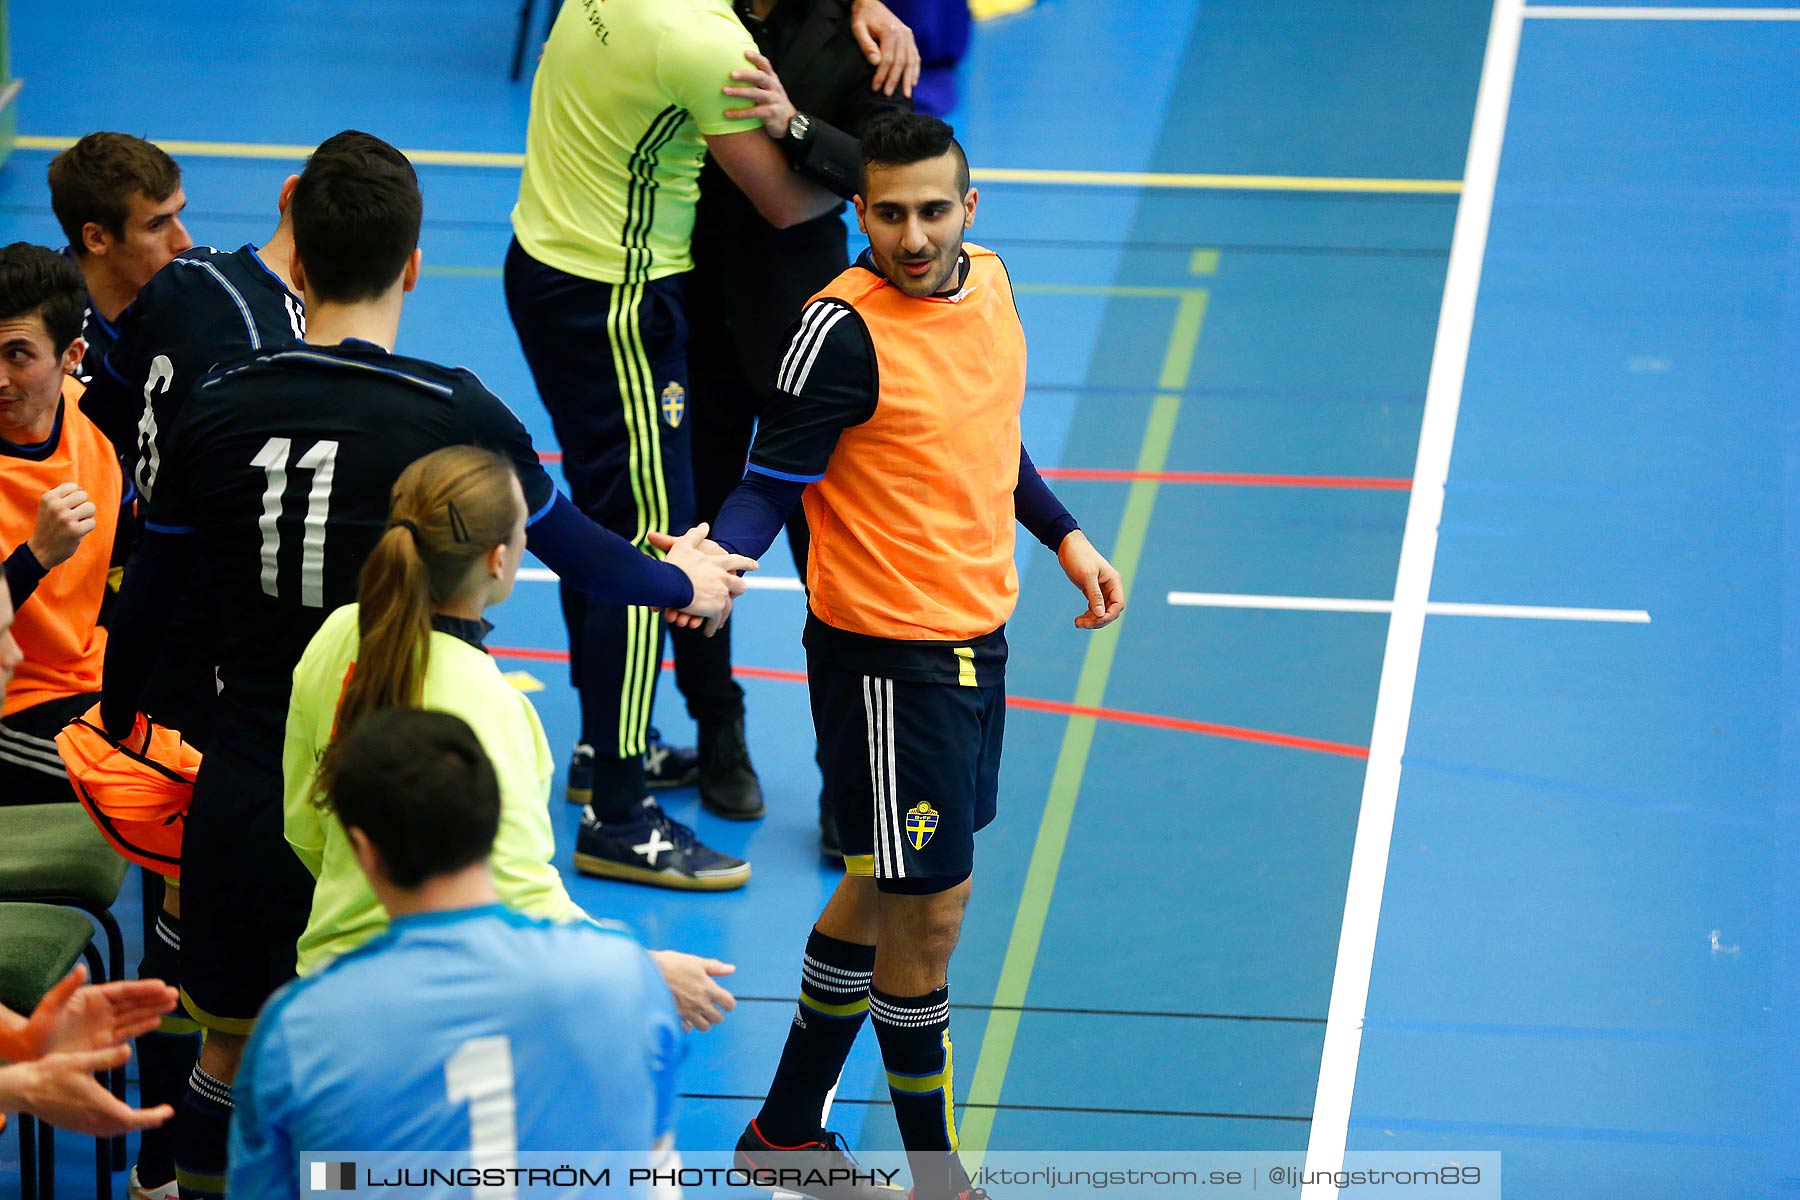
[
  {"xmin": 327, "ymin": 709, "xmax": 501, "ymax": 888},
  {"xmin": 47, "ymin": 133, "xmax": 182, "ymax": 256},
  {"xmin": 859, "ymin": 111, "xmax": 969, "ymax": 195},
  {"xmin": 0, "ymin": 243, "xmax": 88, "ymax": 353},
  {"xmin": 291, "ymin": 132, "xmax": 422, "ymax": 302}
]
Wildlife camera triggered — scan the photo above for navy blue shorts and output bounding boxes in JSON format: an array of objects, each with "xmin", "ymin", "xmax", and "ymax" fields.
[
  {"xmin": 178, "ymin": 728, "xmax": 313, "ymax": 1032},
  {"xmin": 810, "ymin": 663, "xmax": 1004, "ymax": 895}
]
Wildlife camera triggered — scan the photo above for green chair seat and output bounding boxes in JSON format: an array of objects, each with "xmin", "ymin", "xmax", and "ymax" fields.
[
  {"xmin": 0, "ymin": 804, "xmax": 128, "ymax": 911},
  {"xmin": 0, "ymin": 903, "xmax": 95, "ymax": 1015}
]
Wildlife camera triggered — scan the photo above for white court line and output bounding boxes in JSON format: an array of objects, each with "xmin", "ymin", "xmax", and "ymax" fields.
[
  {"xmin": 517, "ymin": 566, "xmax": 804, "ymax": 591},
  {"xmin": 1166, "ymin": 591, "xmax": 1650, "ymax": 623},
  {"xmin": 1300, "ymin": 1, "xmax": 1525, "ymax": 1196},
  {"xmin": 1525, "ymin": 5, "xmax": 1800, "ymax": 18}
]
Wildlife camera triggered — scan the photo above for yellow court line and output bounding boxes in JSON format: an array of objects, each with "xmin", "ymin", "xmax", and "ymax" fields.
[
  {"xmin": 14, "ymin": 135, "xmax": 1461, "ymax": 194},
  {"xmin": 973, "ymin": 167, "xmax": 1460, "ymax": 194},
  {"xmin": 971, "ymin": 0, "xmax": 1037, "ymax": 18}
]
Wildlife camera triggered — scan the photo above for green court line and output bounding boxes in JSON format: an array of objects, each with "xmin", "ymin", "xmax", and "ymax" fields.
[
  {"xmin": 959, "ymin": 265, "xmax": 1212, "ymax": 1166},
  {"xmin": 421, "ymin": 264, "xmax": 503, "ymax": 277},
  {"xmin": 1017, "ymin": 283, "xmax": 1206, "ymax": 300}
]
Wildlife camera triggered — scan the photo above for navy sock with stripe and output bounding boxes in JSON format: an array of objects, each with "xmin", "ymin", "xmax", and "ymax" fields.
[
  {"xmin": 174, "ymin": 1065, "xmax": 232, "ymax": 1200},
  {"xmin": 870, "ymin": 985, "xmax": 971, "ymax": 1199},
  {"xmin": 755, "ymin": 928, "xmax": 875, "ymax": 1145},
  {"xmin": 135, "ymin": 910, "xmax": 199, "ymax": 1188}
]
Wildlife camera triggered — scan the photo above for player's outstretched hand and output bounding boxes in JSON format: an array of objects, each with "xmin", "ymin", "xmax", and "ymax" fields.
[
  {"xmin": 650, "ymin": 524, "xmax": 756, "ymax": 627},
  {"xmin": 1057, "ymin": 530, "xmax": 1126, "ymax": 630},
  {"xmin": 849, "ymin": 0, "xmax": 920, "ymax": 98},
  {"xmin": 28, "ymin": 482, "xmax": 97, "ymax": 569},
  {"xmin": 0, "ymin": 965, "xmax": 178, "ymax": 1061},
  {"xmin": 0, "ymin": 1046, "xmax": 175, "ymax": 1136},
  {"xmin": 647, "ymin": 950, "xmax": 738, "ymax": 1033},
  {"xmin": 723, "ymin": 51, "xmax": 797, "ymax": 140}
]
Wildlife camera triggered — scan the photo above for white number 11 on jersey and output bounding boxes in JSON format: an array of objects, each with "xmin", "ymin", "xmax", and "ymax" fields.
[{"xmin": 250, "ymin": 436, "xmax": 338, "ymax": 607}]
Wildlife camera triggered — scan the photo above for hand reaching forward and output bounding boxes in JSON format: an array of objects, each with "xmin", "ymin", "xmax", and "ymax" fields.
[
  {"xmin": 1057, "ymin": 530, "xmax": 1126, "ymax": 630},
  {"xmin": 647, "ymin": 950, "xmax": 738, "ymax": 1032},
  {"xmin": 0, "ymin": 1046, "xmax": 174, "ymax": 1136},
  {"xmin": 657, "ymin": 523, "xmax": 756, "ymax": 616},
  {"xmin": 649, "ymin": 525, "xmax": 754, "ymax": 636},
  {"xmin": 0, "ymin": 965, "xmax": 178, "ymax": 1061}
]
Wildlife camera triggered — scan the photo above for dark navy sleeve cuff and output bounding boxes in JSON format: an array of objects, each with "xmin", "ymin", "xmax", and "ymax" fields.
[
  {"xmin": 711, "ymin": 472, "xmax": 806, "ymax": 561},
  {"xmin": 1016, "ymin": 445, "xmax": 1080, "ymax": 550},
  {"xmin": 3, "ymin": 543, "xmax": 48, "ymax": 608}
]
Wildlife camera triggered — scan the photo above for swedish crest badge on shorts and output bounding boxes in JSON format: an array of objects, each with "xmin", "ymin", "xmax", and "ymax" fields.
[
  {"xmin": 660, "ymin": 380, "xmax": 686, "ymax": 428},
  {"xmin": 905, "ymin": 802, "xmax": 940, "ymax": 851}
]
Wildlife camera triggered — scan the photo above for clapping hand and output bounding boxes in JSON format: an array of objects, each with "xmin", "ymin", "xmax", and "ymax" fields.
[{"xmin": 0, "ymin": 965, "xmax": 178, "ymax": 1061}]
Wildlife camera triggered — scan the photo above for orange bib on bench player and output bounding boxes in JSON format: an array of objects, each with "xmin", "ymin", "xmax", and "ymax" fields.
[
  {"xmin": 802, "ymin": 244, "xmax": 1026, "ymax": 642},
  {"xmin": 56, "ymin": 705, "xmax": 198, "ymax": 880}
]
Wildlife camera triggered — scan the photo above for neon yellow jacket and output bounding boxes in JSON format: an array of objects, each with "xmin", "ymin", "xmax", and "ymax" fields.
[{"xmin": 283, "ymin": 604, "xmax": 585, "ymax": 975}]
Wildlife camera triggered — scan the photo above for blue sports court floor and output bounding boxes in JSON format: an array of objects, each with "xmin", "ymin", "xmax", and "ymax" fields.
[{"xmin": 0, "ymin": 2, "xmax": 1794, "ymax": 1197}]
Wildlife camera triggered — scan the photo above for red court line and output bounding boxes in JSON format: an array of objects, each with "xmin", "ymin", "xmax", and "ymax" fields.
[
  {"xmin": 534, "ymin": 450, "xmax": 1406, "ymax": 490},
  {"xmin": 489, "ymin": 648, "xmax": 1368, "ymax": 759}
]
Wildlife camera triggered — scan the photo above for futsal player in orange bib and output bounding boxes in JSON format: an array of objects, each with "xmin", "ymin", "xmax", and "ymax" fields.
[{"xmin": 684, "ymin": 112, "xmax": 1125, "ymax": 1200}]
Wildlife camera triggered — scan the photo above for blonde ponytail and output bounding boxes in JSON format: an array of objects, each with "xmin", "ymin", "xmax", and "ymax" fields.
[{"xmin": 315, "ymin": 445, "xmax": 524, "ymax": 806}]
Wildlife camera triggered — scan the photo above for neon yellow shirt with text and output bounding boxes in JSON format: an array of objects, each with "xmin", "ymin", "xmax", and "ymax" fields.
[{"xmin": 511, "ymin": 0, "xmax": 762, "ymax": 284}]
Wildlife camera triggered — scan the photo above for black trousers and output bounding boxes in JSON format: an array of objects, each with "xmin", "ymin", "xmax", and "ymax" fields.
[
  {"xmin": 504, "ymin": 239, "xmax": 695, "ymax": 758},
  {"xmin": 668, "ymin": 221, "xmax": 848, "ymax": 727}
]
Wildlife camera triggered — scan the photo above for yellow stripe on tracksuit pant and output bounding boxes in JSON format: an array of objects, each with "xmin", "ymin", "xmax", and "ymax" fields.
[{"xmin": 606, "ymin": 278, "xmax": 670, "ymax": 759}]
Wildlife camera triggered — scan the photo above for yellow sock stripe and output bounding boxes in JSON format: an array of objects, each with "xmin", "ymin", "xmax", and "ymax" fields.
[
  {"xmin": 799, "ymin": 993, "xmax": 872, "ymax": 1018},
  {"xmin": 943, "ymin": 1030, "xmax": 959, "ymax": 1150},
  {"xmin": 885, "ymin": 1068, "xmax": 953, "ymax": 1094},
  {"xmin": 178, "ymin": 987, "xmax": 256, "ymax": 1037},
  {"xmin": 174, "ymin": 1167, "xmax": 228, "ymax": 1195}
]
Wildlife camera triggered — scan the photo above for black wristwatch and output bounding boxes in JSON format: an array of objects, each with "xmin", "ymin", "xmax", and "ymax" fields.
[{"xmin": 787, "ymin": 112, "xmax": 813, "ymax": 145}]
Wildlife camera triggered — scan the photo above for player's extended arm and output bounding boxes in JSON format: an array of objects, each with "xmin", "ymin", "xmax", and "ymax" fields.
[
  {"xmin": 709, "ymin": 472, "xmax": 807, "ymax": 562},
  {"xmin": 526, "ymin": 493, "xmax": 753, "ymax": 617},
  {"xmin": 705, "ymin": 128, "xmax": 843, "ymax": 230},
  {"xmin": 99, "ymin": 529, "xmax": 192, "ymax": 737},
  {"xmin": 526, "ymin": 493, "xmax": 693, "ymax": 608}
]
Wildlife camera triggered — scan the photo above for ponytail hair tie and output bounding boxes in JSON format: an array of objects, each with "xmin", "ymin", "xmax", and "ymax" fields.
[{"xmin": 390, "ymin": 518, "xmax": 424, "ymax": 544}]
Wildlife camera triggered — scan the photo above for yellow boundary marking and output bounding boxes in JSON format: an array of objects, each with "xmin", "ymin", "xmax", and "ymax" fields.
[
  {"xmin": 971, "ymin": 0, "xmax": 1037, "ymax": 19},
  {"xmin": 13, "ymin": 135, "xmax": 1461, "ymax": 194}
]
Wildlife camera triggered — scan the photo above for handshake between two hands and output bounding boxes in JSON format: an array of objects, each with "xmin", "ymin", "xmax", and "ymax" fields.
[{"xmin": 647, "ymin": 523, "xmax": 758, "ymax": 638}]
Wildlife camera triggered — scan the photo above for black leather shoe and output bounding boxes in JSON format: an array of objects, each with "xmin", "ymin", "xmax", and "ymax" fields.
[{"xmin": 698, "ymin": 716, "xmax": 765, "ymax": 820}]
